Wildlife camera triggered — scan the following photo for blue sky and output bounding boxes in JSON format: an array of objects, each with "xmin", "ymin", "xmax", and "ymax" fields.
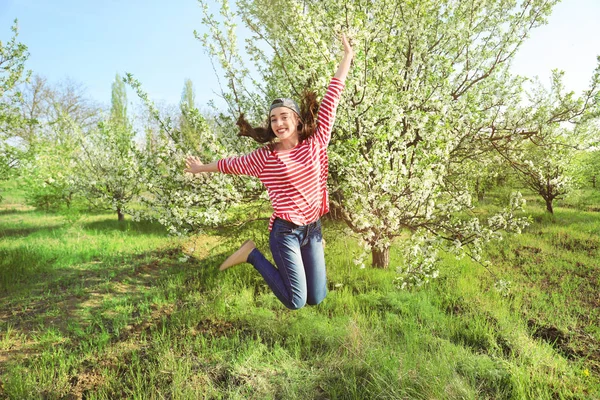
[
  {"xmin": 1, "ymin": 0, "xmax": 599, "ymax": 109},
  {"xmin": 1, "ymin": 0, "xmax": 213, "ymax": 106}
]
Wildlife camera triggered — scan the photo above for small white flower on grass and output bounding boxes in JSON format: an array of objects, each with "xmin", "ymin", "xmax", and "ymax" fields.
[{"xmin": 494, "ymin": 279, "xmax": 511, "ymax": 297}]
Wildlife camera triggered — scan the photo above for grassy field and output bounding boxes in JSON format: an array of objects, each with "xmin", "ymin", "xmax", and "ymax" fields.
[{"xmin": 0, "ymin": 183, "xmax": 599, "ymax": 399}]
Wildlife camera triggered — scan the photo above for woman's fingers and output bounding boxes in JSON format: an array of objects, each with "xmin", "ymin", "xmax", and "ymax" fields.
[
  {"xmin": 340, "ymin": 33, "xmax": 353, "ymax": 55},
  {"xmin": 184, "ymin": 156, "xmax": 204, "ymax": 174},
  {"xmin": 184, "ymin": 156, "xmax": 194, "ymax": 172},
  {"xmin": 184, "ymin": 156, "xmax": 198, "ymax": 165}
]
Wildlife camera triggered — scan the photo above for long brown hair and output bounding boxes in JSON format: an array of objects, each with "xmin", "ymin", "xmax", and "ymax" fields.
[{"xmin": 236, "ymin": 89, "xmax": 319, "ymax": 144}]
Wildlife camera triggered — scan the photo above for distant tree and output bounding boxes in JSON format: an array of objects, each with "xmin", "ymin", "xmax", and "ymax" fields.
[
  {"xmin": 0, "ymin": 20, "xmax": 29, "ymax": 134},
  {"xmin": 77, "ymin": 122, "xmax": 140, "ymax": 220},
  {"xmin": 13, "ymin": 75, "xmax": 48, "ymax": 147},
  {"xmin": 14, "ymin": 75, "xmax": 102, "ymax": 146},
  {"xmin": 0, "ymin": 19, "xmax": 30, "ymax": 200},
  {"xmin": 573, "ymin": 149, "xmax": 600, "ymax": 189},
  {"xmin": 110, "ymin": 73, "xmax": 129, "ymax": 130},
  {"xmin": 76, "ymin": 74, "xmax": 140, "ymax": 221},
  {"xmin": 0, "ymin": 144, "xmax": 22, "ymax": 189},
  {"xmin": 495, "ymin": 69, "xmax": 600, "ymax": 213},
  {"xmin": 20, "ymin": 112, "xmax": 79, "ymax": 210},
  {"xmin": 510, "ymin": 140, "xmax": 573, "ymax": 214},
  {"xmin": 178, "ymin": 78, "xmax": 203, "ymax": 152},
  {"xmin": 19, "ymin": 76, "xmax": 102, "ymax": 210},
  {"xmin": 449, "ymin": 153, "xmax": 509, "ymax": 203}
]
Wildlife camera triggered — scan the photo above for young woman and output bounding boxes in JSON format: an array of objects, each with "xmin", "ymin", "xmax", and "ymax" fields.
[{"xmin": 184, "ymin": 34, "xmax": 353, "ymax": 310}]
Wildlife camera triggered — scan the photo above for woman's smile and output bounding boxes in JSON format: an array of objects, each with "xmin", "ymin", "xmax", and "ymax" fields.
[{"xmin": 270, "ymin": 107, "xmax": 299, "ymax": 147}]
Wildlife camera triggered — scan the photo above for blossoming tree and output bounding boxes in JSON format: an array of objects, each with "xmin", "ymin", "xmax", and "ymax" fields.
[
  {"xmin": 196, "ymin": 0, "xmax": 571, "ymax": 275},
  {"xmin": 494, "ymin": 69, "xmax": 600, "ymax": 213},
  {"xmin": 125, "ymin": 74, "xmax": 269, "ymax": 235},
  {"xmin": 74, "ymin": 74, "xmax": 141, "ymax": 220},
  {"xmin": 19, "ymin": 77, "xmax": 103, "ymax": 210},
  {"xmin": 1, "ymin": 20, "xmax": 30, "ymax": 200}
]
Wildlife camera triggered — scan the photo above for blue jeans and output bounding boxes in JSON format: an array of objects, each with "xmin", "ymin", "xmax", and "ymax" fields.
[{"xmin": 247, "ymin": 218, "xmax": 327, "ymax": 310}]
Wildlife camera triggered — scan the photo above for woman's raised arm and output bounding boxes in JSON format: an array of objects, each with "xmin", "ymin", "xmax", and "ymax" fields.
[{"xmin": 334, "ymin": 33, "xmax": 353, "ymax": 83}]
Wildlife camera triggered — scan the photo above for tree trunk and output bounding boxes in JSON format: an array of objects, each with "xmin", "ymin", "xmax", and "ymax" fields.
[
  {"xmin": 545, "ymin": 197, "xmax": 554, "ymax": 214},
  {"xmin": 117, "ymin": 208, "xmax": 125, "ymax": 221},
  {"xmin": 326, "ymin": 199, "xmax": 345, "ymax": 221},
  {"xmin": 475, "ymin": 177, "xmax": 485, "ymax": 201},
  {"xmin": 372, "ymin": 247, "xmax": 390, "ymax": 269}
]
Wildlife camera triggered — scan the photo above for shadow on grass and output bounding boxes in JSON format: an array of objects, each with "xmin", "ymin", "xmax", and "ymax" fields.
[
  {"xmin": 0, "ymin": 220, "xmax": 268, "ymax": 387},
  {"xmin": 0, "ymin": 208, "xmax": 36, "ymax": 216},
  {"xmin": 82, "ymin": 219, "xmax": 168, "ymax": 236},
  {"xmin": 0, "ymin": 245, "xmax": 226, "ymax": 367},
  {"xmin": 0, "ymin": 225, "xmax": 64, "ymax": 239},
  {"xmin": 0, "ymin": 235, "xmax": 222, "ymax": 295},
  {"xmin": 528, "ymin": 208, "xmax": 600, "ymax": 234},
  {"xmin": 0, "ymin": 217, "xmax": 265, "ymax": 296}
]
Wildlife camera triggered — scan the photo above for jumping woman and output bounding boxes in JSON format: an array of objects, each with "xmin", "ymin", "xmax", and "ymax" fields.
[{"xmin": 184, "ymin": 34, "xmax": 353, "ymax": 310}]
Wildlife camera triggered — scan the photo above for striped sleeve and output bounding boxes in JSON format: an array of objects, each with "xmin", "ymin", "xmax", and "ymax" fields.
[
  {"xmin": 314, "ymin": 77, "xmax": 345, "ymax": 146},
  {"xmin": 217, "ymin": 146, "xmax": 269, "ymax": 177}
]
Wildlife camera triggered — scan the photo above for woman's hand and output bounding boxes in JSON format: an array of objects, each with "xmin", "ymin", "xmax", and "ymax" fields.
[
  {"xmin": 184, "ymin": 156, "xmax": 204, "ymax": 174},
  {"xmin": 341, "ymin": 33, "xmax": 353, "ymax": 59},
  {"xmin": 334, "ymin": 33, "xmax": 354, "ymax": 83}
]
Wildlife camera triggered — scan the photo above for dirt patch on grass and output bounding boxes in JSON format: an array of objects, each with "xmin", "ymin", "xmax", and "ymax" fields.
[
  {"xmin": 514, "ymin": 245, "xmax": 544, "ymax": 266},
  {"xmin": 0, "ymin": 338, "xmax": 40, "ymax": 372},
  {"xmin": 516, "ymin": 246, "xmax": 542, "ymax": 255},
  {"xmin": 551, "ymin": 232, "xmax": 599, "ymax": 256},
  {"xmin": 527, "ymin": 320, "xmax": 585, "ymax": 362},
  {"xmin": 69, "ymin": 371, "xmax": 106, "ymax": 400},
  {"xmin": 64, "ymin": 313, "xmax": 250, "ymax": 398},
  {"xmin": 191, "ymin": 318, "xmax": 249, "ymax": 338},
  {"xmin": 59, "ymin": 301, "xmax": 180, "ymax": 398},
  {"xmin": 182, "ymin": 234, "xmax": 225, "ymax": 259}
]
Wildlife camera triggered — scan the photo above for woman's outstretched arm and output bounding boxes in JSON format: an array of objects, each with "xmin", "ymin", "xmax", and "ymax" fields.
[
  {"xmin": 185, "ymin": 147, "xmax": 269, "ymax": 177},
  {"xmin": 184, "ymin": 156, "xmax": 219, "ymax": 174},
  {"xmin": 334, "ymin": 33, "xmax": 353, "ymax": 83}
]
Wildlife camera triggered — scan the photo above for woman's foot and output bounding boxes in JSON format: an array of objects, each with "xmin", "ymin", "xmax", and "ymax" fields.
[{"xmin": 219, "ymin": 240, "xmax": 256, "ymax": 271}]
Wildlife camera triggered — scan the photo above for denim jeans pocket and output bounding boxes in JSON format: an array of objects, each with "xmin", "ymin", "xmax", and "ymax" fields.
[
  {"xmin": 273, "ymin": 219, "xmax": 298, "ymax": 236},
  {"xmin": 308, "ymin": 221, "xmax": 323, "ymax": 241}
]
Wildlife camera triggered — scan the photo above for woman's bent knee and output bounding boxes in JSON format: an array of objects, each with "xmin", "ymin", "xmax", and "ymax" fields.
[
  {"xmin": 285, "ymin": 298, "xmax": 307, "ymax": 310},
  {"xmin": 307, "ymin": 290, "xmax": 327, "ymax": 306}
]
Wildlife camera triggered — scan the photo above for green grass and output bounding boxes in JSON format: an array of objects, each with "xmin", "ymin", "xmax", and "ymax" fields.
[{"xmin": 0, "ymin": 184, "xmax": 599, "ymax": 399}]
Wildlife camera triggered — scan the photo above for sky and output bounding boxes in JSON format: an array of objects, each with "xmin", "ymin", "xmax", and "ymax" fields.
[{"xmin": 1, "ymin": 0, "xmax": 599, "ymax": 109}]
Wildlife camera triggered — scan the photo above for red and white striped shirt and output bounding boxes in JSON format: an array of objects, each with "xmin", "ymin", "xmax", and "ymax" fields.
[{"xmin": 218, "ymin": 78, "xmax": 345, "ymax": 230}]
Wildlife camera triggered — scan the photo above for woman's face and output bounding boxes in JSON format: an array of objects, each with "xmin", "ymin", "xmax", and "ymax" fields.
[{"xmin": 270, "ymin": 107, "xmax": 299, "ymax": 142}]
